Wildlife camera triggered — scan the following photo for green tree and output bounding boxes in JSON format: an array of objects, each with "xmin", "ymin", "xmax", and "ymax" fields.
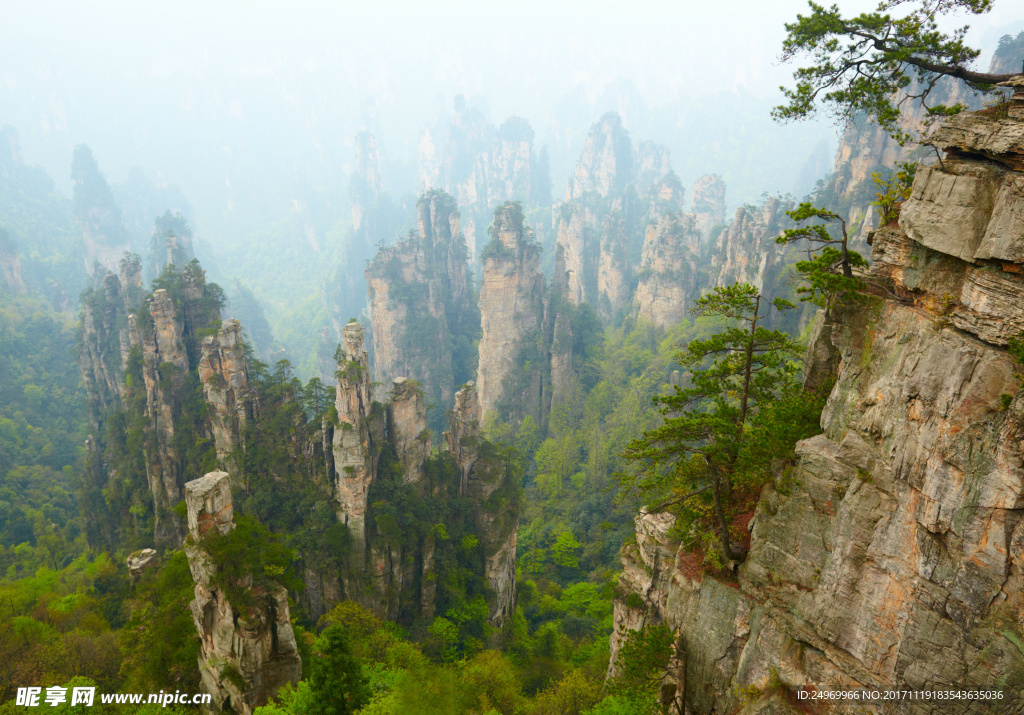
[
  {"xmin": 306, "ymin": 625, "xmax": 370, "ymax": 715},
  {"xmin": 621, "ymin": 284, "xmax": 801, "ymax": 563},
  {"xmin": 776, "ymin": 203, "xmax": 869, "ymax": 308},
  {"xmin": 773, "ymin": 0, "xmax": 1022, "ymax": 142}
]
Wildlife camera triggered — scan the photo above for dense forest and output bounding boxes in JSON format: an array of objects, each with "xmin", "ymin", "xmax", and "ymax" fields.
[{"xmin": 3, "ymin": 3, "xmax": 1024, "ymax": 715}]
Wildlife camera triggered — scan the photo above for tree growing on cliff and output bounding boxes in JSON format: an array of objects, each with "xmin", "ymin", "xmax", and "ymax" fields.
[
  {"xmin": 776, "ymin": 202, "xmax": 869, "ymax": 308},
  {"xmin": 620, "ymin": 284, "xmax": 806, "ymax": 564},
  {"xmin": 773, "ymin": 0, "xmax": 1023, "ymax": 142}
]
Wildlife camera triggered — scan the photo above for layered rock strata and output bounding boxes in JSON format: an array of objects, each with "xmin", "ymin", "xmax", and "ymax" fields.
[
  {"xmin": 609, "ymin": 102, "xmax": 1024, "ymax": 714},
  {"xmin": 332, "ymin": 321, "xmax": 381, "ymax": 556},
  {"xmin": 633, "ymin": 214, "xmax": 701, "ymax": 329},
  {"xmin": 198, "ymin": 319, "xmax": 251, "ymax": 475},
  {"xmin": 691, "ymin": 173, "xmax": 726, "ymax": 239},
  {"xmin": 476, "ymin": 203, "xmax": 545, "ymax": 421},
  {"xmin": 185, "ymin": 472, "xmax": 301, "ymax": 715}
]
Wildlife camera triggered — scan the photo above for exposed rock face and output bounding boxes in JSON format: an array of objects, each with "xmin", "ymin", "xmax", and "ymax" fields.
[
  {"xmin": 476, "ymin": 204, "xmax": 545, "ymax": 421},
  {"xmin": 198, "ymin": 319, "xmax": 251, "ymax": 474},
  {"xmin": 691, "ymin": 173, "xmax": 726, "ymax": 239},
  {"xmin": 556, "ymin": 113, "xmax": 682, "ymax": 316},
  {"xmin": 366, "ymin": 190, "xmax": 475, "ymax": 415},
  {"xmin": 633, "ymin": 214, "xmax": 701, "ymax": 329},
  {"xmin": 387, "ymin": 377, "xmax": 428, "ymax": 484},
  {"xmin": 138, "ymin": 287, "xmax": 191, "ymax": 545},
  {"xmin": 332, "ymin": 321, "xmax": 381, "ymax": 555},
  {"xmin": 445, "ymin": 382, "xmax": 482, "ymax": 495},
  {"xmin": 0, "ymin": 230, "xmax": 26, "ymax": 294},
  {"xmin": 701, "ymin": 196, "xmax": 801, "ymax": 332},
  {"xmin": 125, "ymin": 548, "xmax": 158, "ymax": 584},
  {"xmin": 79, "ymin": 257, "xmax": 234, "ymax": 547},
  {"xmin": 185, "ymin": 472, "xmax": 301, "ymax": 715},
  {"xmin": 567, "ymin": 112, "xmax": 633, "ymax": 201},
  {"xmin": 818, "ymin": 37, "xmax": 1024, "ymax": 247},
  {"xmin": 443, "ymin": 381, "xmax": 518, "ymax": 632},
  {"xmin": 609, "ymin": 104, "xmax": 1024, "ymax": 714}
]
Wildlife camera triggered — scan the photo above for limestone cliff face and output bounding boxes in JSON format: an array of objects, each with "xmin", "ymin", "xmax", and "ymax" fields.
[
  {"xmin": 0, "ymin": 230, "xmax": 26, "ymax": 294},
  {"xmin": 386, "ymin": 377, "xmax": 428, "ymax": 484},
  {"xmin": 609, "ymin": 101, "xmax": 1024, "ymax": 714},
  {"xmin": 185, "ymin": 472, "xmax": 301, "ymax": 715},
  {"xmin": 331, "ymin": 321, "xmax": 381, "ymax": 556},
  {"xmin": 476, "ymin": 204, "xmax": 545, "ymax": 421},
  {"xmin": 351, "ymin": 131, "xmax": 385, "ymax": 235},
  {"xmin": 633, "ymin": 214, "xmax": 701, "ymax": 329},
  {"xmin": 78, "ymin": 257, "xmax": 230, "ymax": 547},
  {"xmin": 818, "ymin": 37, "xmax": 1024, "ymax": 247},
  {"xmin": 198, "ymin": 320, "xmax": 251, "ymax": 475},
  {"xmin": 366, "ymin": 190, "xmax": 475, "ymax": 414},
  {"xmin": 444, "ymin": 382, "xmax": 519, "ymax": 632},
  {"xmin": 138, "ymin": 287, "xmax": 191, "ymax": 545},
  {"xmin": 705, "ymin": 196, "xmax": 794, "ymax": 307},
  {"xmin": 691, "ymin": 173, "xmax": 726, "ymax": 239},
  {"xmin": 567, "ymin": 112, "xmax": 633, "ymax": 202}
]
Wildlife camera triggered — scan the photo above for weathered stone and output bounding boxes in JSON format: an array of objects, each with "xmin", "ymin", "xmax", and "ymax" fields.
[
  {"xmin": 184, "ymin": 472, "xmax": 301, "ymax": 715},
  {"xmin": 633, "ymin": 213, "xmax": 700, "ymax": 329},
  {"xmin": 387, "ymin": 377, "xmax": 428, "ymax": 484},
  {"xmin": 444, "ymin": 381, "xmax": 481, "ymax": 495},
  {"xmin": 898, "ymin": 161, "xmax": 1004, "ymax": 262},
  {"xmin": 691, "ymin": 173, "xmax": 726, "ymax": 239},
  {"xmin": 610, "ymin": 103, "xmax": 1024, "ymax": 714},
  {"xmin": 332, "ymin": 321, "xmax": 379, "ymax": 554},
  {"xmin": 975, "ymin": 174, "xmax": 1024, "ymax": 263},
  {"xmin": 476, "ymin": 204, "xmax": 544, "ymax": 420},
  {"xmin": 566, "ymin": 112, "xmax": 632, "ymax": 202},
  {"xmin": 126, "ymin": 548, "xmax": 158, "ymax": 584},
  {"xmin": 198, "ymin": 320, "xmax": 250, "ymax": 475}
]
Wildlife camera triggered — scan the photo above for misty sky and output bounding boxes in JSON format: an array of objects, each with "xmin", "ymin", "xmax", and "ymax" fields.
[{"xmin": 3, "ymin": 0, "xmax": 1022, "ymax": 228}]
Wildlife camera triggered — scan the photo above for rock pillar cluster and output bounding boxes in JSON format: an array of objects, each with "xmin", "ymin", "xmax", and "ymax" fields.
[{"xmin": 633, "ymin": 214, "xmax": 701, "ymax": 329}]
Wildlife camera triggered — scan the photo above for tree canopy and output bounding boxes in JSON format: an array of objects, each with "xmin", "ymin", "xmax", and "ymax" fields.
[{"xmin": 774, "ymin": 0, "xmax": 1022, "ymax": 142}]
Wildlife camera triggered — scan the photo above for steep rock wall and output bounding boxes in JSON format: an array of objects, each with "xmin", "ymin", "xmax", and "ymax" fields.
[
  {"xmin": 609, "ymin": 101, "xmax": 1024, "ymax": 714},
  {"xmin": 633, "ymin": 214, "xmax": 701, "ymax": 329},
  {"xmin": 185, "ymin": 472, "xmax": 301, "ymax": 715},
  {"xmin": 476, "ymin": 204, "xmax": 545, "ymax": 421}
]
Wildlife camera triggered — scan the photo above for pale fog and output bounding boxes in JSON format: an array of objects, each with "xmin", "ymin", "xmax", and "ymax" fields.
[{"xmin": 3, "ymin": 0, "xmax": 1022, "ymax": 369}]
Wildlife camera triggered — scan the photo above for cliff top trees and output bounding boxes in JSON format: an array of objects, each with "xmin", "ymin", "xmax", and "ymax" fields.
[
  {"xmin": 774, "ymin": 0, "xmax": 1022, "ymax": 142},
  {"xmin": 621, "ymin": 284, "xmax": 808, "ymax": 563},
  {"xmin": 776, "ymin": 202, "xmax": 869, "ymax": 308}
]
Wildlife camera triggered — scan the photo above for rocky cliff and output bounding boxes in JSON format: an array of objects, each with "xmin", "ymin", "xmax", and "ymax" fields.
[
  {"xmin": 444, "ymin": 382, "xmax": 519, "ymax": 633},
  {"xmin": 0, "ymin": 229, "xmax": 26, "ymax": 294},
  {"xmin": 609, "ymin": 95, "xmax": 1024, "ymax": 714},
  {"xmin": 476, "ymin": 203, "xmax": 546, "ymax": 422},
  {"xmin": 691, "ymin": 173, "xmax": 727, "ymax": 240},
  {"xmin": 332, "ymin": 321, "xmax": 382, "ymax": 558},
  {"xmin": 365, "ymin": 190, "xmax": 477, "ymax": 417},
  {"xmin": 198, "ymin": 319, "xmax": 251, "ymax": 475},
  {"xmin": 633, "ymin": 214, "xmax": 701, "ymax": 330},
  {"xmin": 184, "ymin": 471, "xmax": 301, "ymax": 715},
  {"xmin": 328, "ymin": 323, "xmax": 519, "ymax": 628},
  {"xmin": 818, "ymin": 34, "xmax": 1024, "ymax": 247}
]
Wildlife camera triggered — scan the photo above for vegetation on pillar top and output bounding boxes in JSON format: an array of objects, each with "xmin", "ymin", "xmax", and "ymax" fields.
[{"xmin": 774, "ymin": 0, "xmax": 1023, "ymax": 143}]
